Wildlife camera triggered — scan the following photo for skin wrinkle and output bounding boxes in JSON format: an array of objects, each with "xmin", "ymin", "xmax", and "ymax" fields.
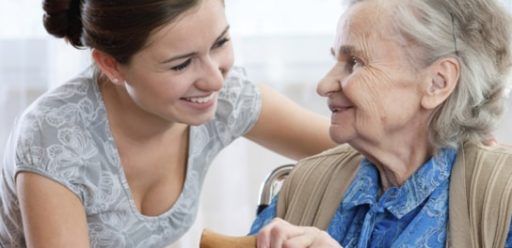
[
  {"xmin": 336, "ymin": 7, "xmax": 387, "ymax": 147},
  {"xmin": 320, "ymin": 0, "xmax": 436, "ymax": 189},
  {"xmin": 343, "ymin": 24, "xmax": 419, "ymax": 147}
]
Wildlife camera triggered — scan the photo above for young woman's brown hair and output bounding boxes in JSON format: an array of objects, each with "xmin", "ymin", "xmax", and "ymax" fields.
[{"xmin": 43, "ymin": 0, "xmax": 199, "ymax": 63}]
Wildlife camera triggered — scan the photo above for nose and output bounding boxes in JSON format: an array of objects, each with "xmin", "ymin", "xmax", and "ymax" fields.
[
  {"xmin": 196, "ymin": 48, "xmax": 235, "ymax": 92},
  {"xmin": 196, "ymin": 59, "xmax": 224, "ymax": 92},
  {"xmin": 317, "ymin": 65, "xmax": 343, "ymax": 97}
]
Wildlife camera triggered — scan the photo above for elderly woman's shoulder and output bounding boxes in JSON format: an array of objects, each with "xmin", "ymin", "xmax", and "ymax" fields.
[
  {"xmin": 490, "ymin": 144, "xmax": 512, "ymax": 154},
  {"xmin": 465, "ymin": 142, "xmax": 512, "ymax": 156},
  {"xmin": 459, "ymin": 142, "xmax": 512, "ymax": 178},
  {"xmin": 283, "ymin": 145, "xmax": 362, "ymax": 200},
  {"xmin": 302, "ymin": 144, "xmax": 360, "ymax": 161},
  {"xmin": 293, "ymin": 144, "xmax": 363, "ymax": 174}
]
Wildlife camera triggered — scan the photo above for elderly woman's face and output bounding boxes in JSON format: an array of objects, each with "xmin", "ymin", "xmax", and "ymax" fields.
[{"xmin": 317, "ymin": 2, "xmax": 429, "ymax": 146}]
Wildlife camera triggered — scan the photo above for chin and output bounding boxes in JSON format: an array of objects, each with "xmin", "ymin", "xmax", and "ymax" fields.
[
  {"xmin": 329, "ymin": 125, "xmax": 354, "ymax": 144},
  {"xmin": 172, "ymin": 102, "xmax": 219, "ymax": 125},
  {"xmin": 329, "ymin": 131, "xmax": 349, "ymax": 144},
  {"xmin": 187, "ymin": 117, "xmax": 214, "ymax": 126},
  {"xmin": 185, "ymin": 111, "xmax": 217, "ymax": 126}
]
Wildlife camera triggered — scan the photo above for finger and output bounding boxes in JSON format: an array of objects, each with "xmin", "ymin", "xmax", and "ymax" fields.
[
  {"xmin": 256, "ymin": 225, "xmax": 271, "ymax": 248},
  {"xmin": 283, "ymin": 232, "xmax": 314, "ymax": 248},
  {"xmin": 269, "ymin": 224, "xmax": 294, "ymax": 248},
  {"xmin": 257, "ymin": 219, "xmax": 285, "ymax": 248},
  {"xmin": 284, "ymin": 227, "xmax": 341, "ymax": 248},
  {"xmin": 284, "ymin": 227, "xmax": 318, "ymax": 248},
  {"xmin": 256, "ymin": 218, "xmax": 305, "ymax": 248}
]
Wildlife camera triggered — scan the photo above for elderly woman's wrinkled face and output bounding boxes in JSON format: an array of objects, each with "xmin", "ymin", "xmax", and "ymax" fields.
[{"xmin": 317, "ymin": 2, "xmax": 429, "ymax": 146}]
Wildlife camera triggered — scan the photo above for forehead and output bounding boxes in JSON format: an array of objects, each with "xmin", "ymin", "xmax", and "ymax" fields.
[
  {"xmin": 335, "ymin": 2, "xmax": 405, "ymax": 56},
  {"xmin": 336, "ymin": 2, "xmax": 393, "ymax": 44},
  {"xmin": 143, "ymin": 0, "xmax": 227, "ymax": 52},
  {"xmin": 347, "ymin": 2, "xmax": 389, "ymax": 31}
]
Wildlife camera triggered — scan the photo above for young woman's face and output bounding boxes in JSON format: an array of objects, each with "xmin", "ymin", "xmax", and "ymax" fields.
[{"xmin": 118, "ymin": 0, "xmax": 234, "ymax": 125}]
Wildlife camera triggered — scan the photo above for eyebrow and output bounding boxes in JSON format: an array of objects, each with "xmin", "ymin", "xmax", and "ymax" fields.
[
  {"xmin": 331, "ymin": 45, "xmax": 366, "ymax": 59},
  {"xmin": 160, "ymin": 25, "xmax": 231, "ymax": 64}
]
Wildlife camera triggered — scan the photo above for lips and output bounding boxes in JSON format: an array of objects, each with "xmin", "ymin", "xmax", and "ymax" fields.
[
  {"xmin": 327, "ymin": 96, "xmax": 353, "ymax": 113},
  {"xmin": 181, "ymin": 94, "xmax": 215, "ymax": 104},
  {"xmin": 328, "ymin": 103, "xmax": 353, "ymax": 113},
  {"xmin": 330, "ymin": 106, "xmax": 352, "ymax": 112}
]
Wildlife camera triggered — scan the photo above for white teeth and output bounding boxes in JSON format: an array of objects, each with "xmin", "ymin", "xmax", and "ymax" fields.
[{"xmin": 185, "ymin": 94, "xmax": 214, "ymax": 104}]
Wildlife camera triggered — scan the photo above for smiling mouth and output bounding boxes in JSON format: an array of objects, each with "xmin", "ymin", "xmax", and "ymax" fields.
[
  {"xmin": 182, "ymin": 94, "xmax": 215, "ymax": 104},
  {"xmin": 330, "ymin": 106, "xmax": 353, "ymax": 113}
]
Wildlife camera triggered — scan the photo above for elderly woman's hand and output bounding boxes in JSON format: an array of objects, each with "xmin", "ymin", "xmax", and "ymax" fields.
[{"xmin": 256, "ymin": 218, "xmax": 342, "ymax": 248}]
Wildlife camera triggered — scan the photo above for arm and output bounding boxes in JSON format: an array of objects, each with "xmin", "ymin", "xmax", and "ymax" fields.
[
  {"xmin": 16, "ymin": 172, "xmax": 90, "ymax": 248},
  {"xmin": 245, "ymin": 84, "xmax": 336, "ymax": 160}
]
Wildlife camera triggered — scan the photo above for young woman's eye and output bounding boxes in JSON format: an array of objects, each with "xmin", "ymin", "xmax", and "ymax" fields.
[
  {"xmin": 171, "ymin": 59, "xmax": 192, "ymax": 71},
  {"xmin": 212, "ymin": 37, "xmax": 230, "ymax": 49}
]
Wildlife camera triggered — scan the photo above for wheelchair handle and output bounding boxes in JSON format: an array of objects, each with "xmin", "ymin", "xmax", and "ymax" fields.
[
  {"xmin": 257, "ymin": 164, "xmax": 294, "ymax": 214},
  {"xmin": 200, "ymin": 229, "xmax": 256, "ymax": 248}
]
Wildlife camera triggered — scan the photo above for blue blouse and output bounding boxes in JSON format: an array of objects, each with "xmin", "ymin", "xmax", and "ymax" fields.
[{"xmin": 250, "ymin": 148, "xmax": 512, "ymax": 247}]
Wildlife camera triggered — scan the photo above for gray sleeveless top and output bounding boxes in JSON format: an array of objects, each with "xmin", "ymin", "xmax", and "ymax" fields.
[{"xmin": 0, "ymin": 66, "xmax": 261, "ymax": 248}]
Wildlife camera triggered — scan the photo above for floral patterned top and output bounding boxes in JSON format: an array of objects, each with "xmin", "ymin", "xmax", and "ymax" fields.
[
  {"xmin": 250, "ymin": 148, "xmax": 512, "ymax": 247},
  {"xmin": 0, "ymin": 66, "xmax": 261, "ymax": 248}
]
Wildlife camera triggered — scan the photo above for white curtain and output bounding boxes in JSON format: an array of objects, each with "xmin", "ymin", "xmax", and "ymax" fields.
[{"xmin": 1, "ymin": 1, "xmax": 511, "ymax": 248}]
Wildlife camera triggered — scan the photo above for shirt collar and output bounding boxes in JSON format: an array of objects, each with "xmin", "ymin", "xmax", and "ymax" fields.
[
  {"xmin": 341, "ymin": 159, "xmax": 380, "ymax": 209},
  {"xmin": 341, "ymin": 148, "xmax": 457, "ymax": 218}
]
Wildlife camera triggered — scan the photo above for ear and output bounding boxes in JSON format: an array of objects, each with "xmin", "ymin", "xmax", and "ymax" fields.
[
  {"xmin": 92, "ymin": 49, "xmax": 124, "ymax": 85},
  {"xmin": 420, "ymin": 57, "xmax": 460, "ymax": 110}
]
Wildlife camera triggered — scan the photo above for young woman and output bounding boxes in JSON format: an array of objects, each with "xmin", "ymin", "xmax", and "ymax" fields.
[{"xmin": 0, "ymin": 0, "xmax": 335, "ymax": 247}]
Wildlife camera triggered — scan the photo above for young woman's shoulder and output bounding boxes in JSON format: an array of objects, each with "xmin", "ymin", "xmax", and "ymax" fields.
[
  {"xmin": 10, "ymin": 67, "xmax": 106, "ymax": 198},
  {"xmin": 20, "ymin": 67, "xmax": 101, "ymax": 131},
  {"xmin": 214, "ymin": 66, "xmax": 262, "ymax": 142}
]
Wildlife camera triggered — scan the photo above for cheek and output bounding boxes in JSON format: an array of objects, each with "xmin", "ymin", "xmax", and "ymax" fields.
[
  {"xmin": 367, "ymin": 82, "xmax": 422, "ymax": 132},
  {"xmin": 383, "ymin": 87, "xmax": 421, "ymax": 116},
  {"xmin": 343, "ymin": 71, "xmax": 421, "ymax": 130},
  {"xmin": 130, "ymin": 75, "xmax": 191, "ymax": 104},
  {"xmin": 213, "ymin": 43, "xmax": 235, "ymax": 70},
  {"xmin": 222, "ymin": 44, "xmax": 235, "ymax": 71},
  {"xmin": 344, "ymin": 72, "xmax": 382, "ymax": 112}
]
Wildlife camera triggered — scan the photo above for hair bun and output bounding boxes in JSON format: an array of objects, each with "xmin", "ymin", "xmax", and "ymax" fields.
[{"xmin": 42, "ymin": 0, "xmax": 83, "ymax": 48}]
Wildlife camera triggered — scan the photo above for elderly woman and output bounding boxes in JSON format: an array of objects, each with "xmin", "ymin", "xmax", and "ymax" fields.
[{"xmin": 250, "ymin": 0, "xmax": 512, "ymax": 247}]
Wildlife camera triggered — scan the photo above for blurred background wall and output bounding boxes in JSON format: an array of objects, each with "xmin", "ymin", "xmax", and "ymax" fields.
[{"xmin": 1, "ymin": 0, "xmax": 511, "ymax": 247}]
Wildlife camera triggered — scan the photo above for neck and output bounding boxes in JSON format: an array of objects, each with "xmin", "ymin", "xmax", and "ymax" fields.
[
  {"xmin": 351, "ymin": 122, "xmax": 433, "ymax": 190},
  {"xmin": 99, "ymin": 79, "xmax": 188, "ymax": 143}
]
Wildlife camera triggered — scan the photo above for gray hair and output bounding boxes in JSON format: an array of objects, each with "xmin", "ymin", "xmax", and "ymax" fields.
[{"xmin": 346, "ymin": 0, "xmax": 512, "ymax": 150}]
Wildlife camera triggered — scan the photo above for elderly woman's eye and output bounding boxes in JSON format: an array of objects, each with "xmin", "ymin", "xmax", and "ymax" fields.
[
  {"xmin": 346, "ymin": 56, "xmax": 363, "ymax": 72},
  {"xmin": 351, "ymin": 57, "xmax": 362, "ymax": 67}
]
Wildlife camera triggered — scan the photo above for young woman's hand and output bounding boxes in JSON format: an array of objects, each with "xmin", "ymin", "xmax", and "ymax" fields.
[{"xmin": 256, "ymin": 218, "xmax": 342, "ymax": 248}]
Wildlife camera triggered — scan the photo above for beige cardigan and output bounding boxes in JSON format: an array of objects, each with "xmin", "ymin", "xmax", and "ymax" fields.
[{"xmin": 276, "ymin": 142, "xmax": 512, "ymax": 248}]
